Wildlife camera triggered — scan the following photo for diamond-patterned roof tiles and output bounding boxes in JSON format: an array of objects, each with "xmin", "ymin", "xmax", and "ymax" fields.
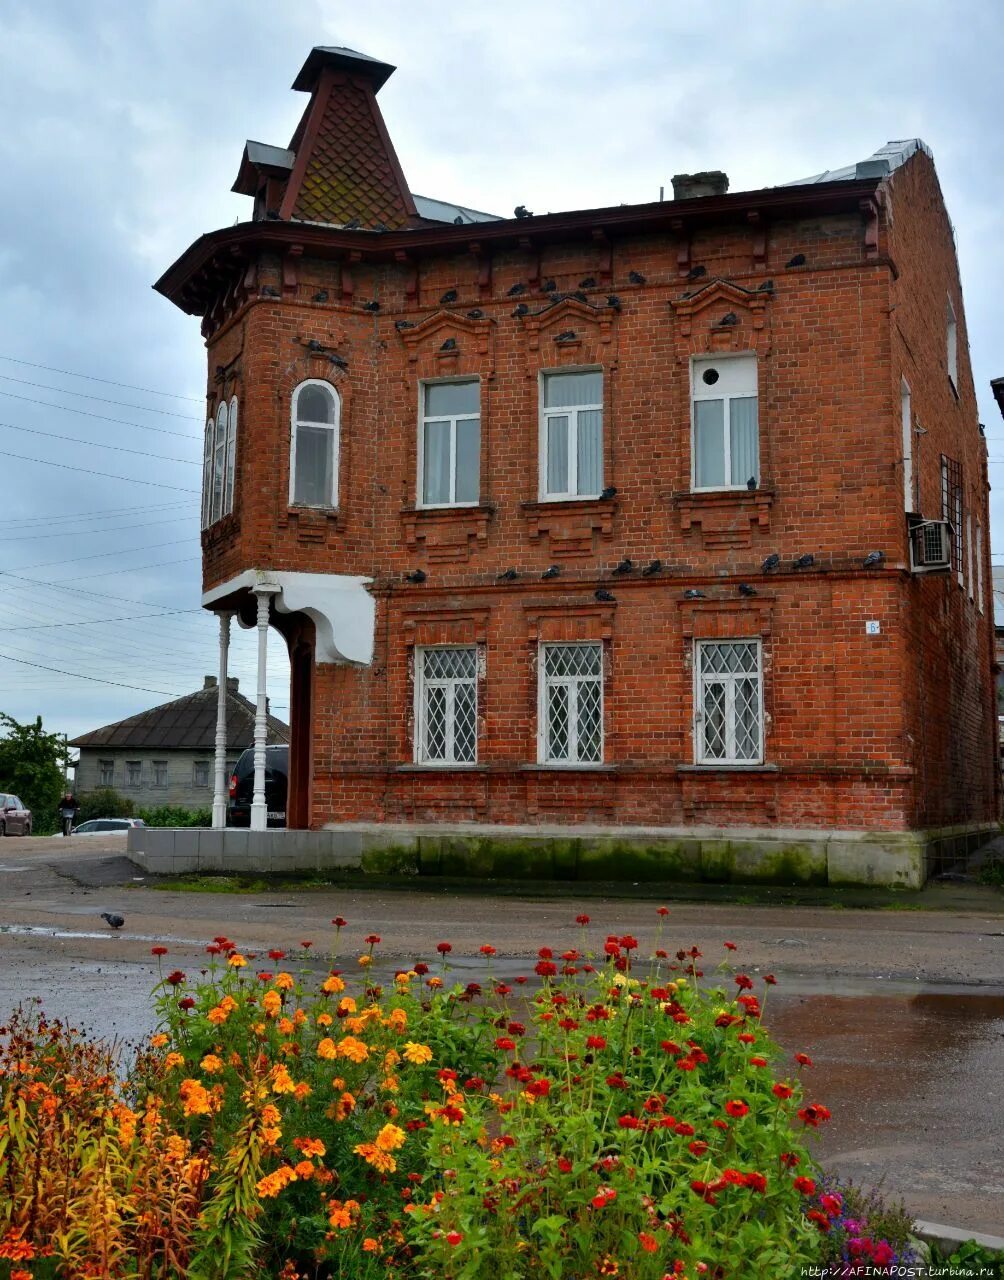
[{"xmin": 292, "ymin": 79, "xmax": 412, "ymax": 229}]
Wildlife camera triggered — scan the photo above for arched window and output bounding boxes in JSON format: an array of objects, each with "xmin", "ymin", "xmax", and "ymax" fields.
[
  {"xmin": 212, "ymin": 402, "xmax": 228, "ymax": 523},
  {"xmin": 290, "ymin": 380, "xmax": 340, "ymax": 508},
  {"xmin": 201, "ymin": 416, "xmax": 214, "ymax": 529},
  {"xmin": 225, "ymin": 396, "xmax": 238, "ymax": 515}
]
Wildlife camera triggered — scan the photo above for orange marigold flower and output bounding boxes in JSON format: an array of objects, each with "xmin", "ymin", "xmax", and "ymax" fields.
[
  {"xmin": 375, "ymin": 1122, "xmax": 406, "ymax": 1152},
  {"xmin": 316, "ymin": 1011, "xmax": 333, "ymax": 1027},
  {"xmin": 219, "ymin": 995, "xmax": 238, "ymax": 1013},
  {"xmin": 164, "ymin": 1051, "xmax": 185, "ymax": 1070},
  {"xmin": 206, "ymin": 1007, "xmax": 229, "ymax": 1026},
  {"xmin": 293, "ymin": 1082, "xmax": 312, "ymax": 1101},
  {"xmin": 278, "ymin": 1017, "xmax": 295, "ymax": 1036},
  {"xmin": 261, "ymin": 1103, "xmax": 281, "ymax": 1125},
  {"xmin": 227, "ymin": 953, "xmax": 247, "ymax": 968},
  {"xmin": 317, "ymin": 1038, "xmax": 338, "ymax": 1060},
  {"xmin": 256, "ymin": 1166, "xmax": 298, "ymax": 1198},
  {"xmin": 338, "ymin": 1036, "xmax": 369, "ymax": 1063},
  {"xmin": 150, "ymin": 1032, "xmax": 169, "ymax": 1048},
  {"xmin": 274, "ymin": 972, "xmax": 295, "ymax": 991},
  {"xmin": 12, "ymin": 1269, "xmax": 34, "ymax": 1280},
  {"xmin": 427, "ymin": 976, "xmax": 443, "ymax": 989},
  {"xmin": 638, "ymin": 1232, "xmax": 658, "ymax": 1253},
  {"xmin": 0, "ymin": 1229, "xmax": 35, "ymax": 1261},
  {"xmin": 362, "ymin": 1238, "xmax": 379, "ymax": 1253},
  {"xmin": 358, "ymin": 954, "xmax": 373, "ymax": 967},
  {"xmin": 262, "ymin": 990, "xmax": 282, "ymax": 1018},
  {"xmin": 354, "ymin": 1141, "xmax": 397, "ymax": 1173},
  {"xmin": 381, "ymin": 1075, "xmax": 400, "ymax": 1093},
  {"xmin": 271, "ymin": 1065, "xmax": 297, "ymax": 1095},
  {"xmin": 294, "ymin": 1136, "xmax": 326, "ymax": 1158},
  {"xmin": 178, "ymin": 1078, "xmax": 214, "ymax": 1117},
  {"xmin": 328, "ymin": 1199, "xmax": 358, "ymax": 1229},
  {"xmin": 385, "ymin": 1007, "xmax": 407, "ymax": 1031},
  {"xmin": 338, "ymin": 996, "xmax": 357, "ymax": 1014},
  {"xmin": 200, "ymin": 1054, "xmax": 224, "ymax": 1074},
  {"xmin": 403, "ymin": 1041, "xmax": 433, "ymax": 1065},
  {"xmin": 322, "ymin": 974, "xmax": 346, "ymax": 994},
  {"xmin": 294, "ymin": 1159, "xmax": 315, "ymax": 1178},
  {"xmin": 335, "ymin": 1091, "xmax": 357, "ymax": 1121}
]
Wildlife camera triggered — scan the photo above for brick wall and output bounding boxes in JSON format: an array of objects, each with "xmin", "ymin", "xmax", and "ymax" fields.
[{"xmin": 196, "ymin": 150, "xmax": 995, "ymax": 835}]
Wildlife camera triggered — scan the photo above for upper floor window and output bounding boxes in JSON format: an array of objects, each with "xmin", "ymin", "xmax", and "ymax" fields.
[
  {"xmin": 695, "ymin": 640, "xmax": 763, "ymax": 764},
  {"xmin": 202, "ymin": 398, "xmax": 238, "ymax": 529},
  {"xmin": 946, "ymin": 295, "xmax": 958, "ymax": 391},
  {"xmin": 290, "ymin": 380, "xmax": 340, "ymax": 508},
  {"xmin": 941, "ymin": 454, "xmax": 963, "ymax": 585},
  {"xmin": 415, "ymin": 647, "xmax": 478, "ymax": 764},
  {"xmin": 419, "ymin": 380, "xmax": 480, "ymax": 506},
  {"xmin": 692, "ymin": 355, "xmax": 758, "ymax": 491},
  {"xmin": 539, "ymin": 369, "xmax": 603, "ymax": 500},
  {"xmin": 901, "ymin": 379, "xmax": 913, "ymax": 512}
]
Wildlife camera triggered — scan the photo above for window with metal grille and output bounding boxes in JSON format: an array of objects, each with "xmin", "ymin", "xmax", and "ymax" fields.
[
  {"xmin": 290, "ymin": 380, "xmax": 340, "ymax": 508},
  {"xmin": 419, "ymin": 380, "xmax": 480, "ymax": 506},
  {"xmin": 692, "ymin": 355, "xmax": 759, "ymax": 490},
  {"xmin": 940, "ymin": 454, "xmax": 963, "ymax": 581},
  {"xmin": 415, "ymin": 647, "xmax": 478, "ymax": 764},
  {"xmin": 695, "ymin": 640, "xmax": 763, "ymax": 764},
  {"xmin": 539, "ymin": 643, "xmax": 603, "ymax": 764},
  {"xmin": 539, "ymin": 370, "xmax": 603, "ymax": 499}
]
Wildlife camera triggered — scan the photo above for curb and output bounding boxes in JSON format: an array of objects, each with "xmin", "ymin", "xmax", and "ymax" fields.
[{"xmin": 914, "ymin": 1220, "xmax": 1004, "ymax": 1253}]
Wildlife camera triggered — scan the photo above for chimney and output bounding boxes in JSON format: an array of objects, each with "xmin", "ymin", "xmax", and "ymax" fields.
[
  {"xmin": 204, "ymin": 675, "xmax": 217, "ymax": 689},
  {"xmin": 672, "ymin": 171, "xmax": 729, "ymax": 201},
  {"xmin": 227, "ymin": 677, "xmax": 239, "ymax": 692}
]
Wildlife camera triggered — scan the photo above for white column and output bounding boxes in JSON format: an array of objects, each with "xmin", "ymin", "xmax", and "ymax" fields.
[
  {"xmin": 211, "ymin": 611, "xmax": 232, "ymax": 829},
  {"xmin": 250, "ymin": 587, "xmax": 276, "ymax": 831}
]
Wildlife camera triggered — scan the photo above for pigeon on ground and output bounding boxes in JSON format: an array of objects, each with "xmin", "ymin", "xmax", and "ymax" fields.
[{"xmin": 101, "ymin": 912, "xmax": 124, "ymax": 930}]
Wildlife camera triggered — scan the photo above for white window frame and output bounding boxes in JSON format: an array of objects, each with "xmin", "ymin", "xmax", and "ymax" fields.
[
  {"xmin": 947, "ymin": 295, "xmax": 958, "ymax": 391},
  {"xmin": 211, "ymin": 402, "xmax": 228, "ymax": 524},
  {"xmin": 977, "ymin": 521, "xmax": 985, "ymax": 614},
  {"xmin": 537, "ymin": 641, "xmax": 604, "ymax": 766},
  {"xmin": 691, "ymin": 354, "xmax": 759, "ymax": 492},
  {"xmin": 413, "ymin": 646, "xmax": 479, "ymax": 766},
  {"xmin": 901, "ymin": 379, "xmax": 913, "ymax": 512},
  {"xmin": 694, "ymin": 639, "xmax": 764, "ymax": 765},
  {"xmin": 224, "ymin": 396, "xmax": 238, "ymax": 516},
  {"xmin": 201, "ymin": 416, "xmax": 213, "ymax": 530},
  {"xmin": 417, "ymin": 378, "xmax": 481, "ymax": 509},
  {"xmin": 538, "ymin": 368, "xmax": 604, "ymax": 501},
  {"xmin": 289, "ymin": 379, "xmax": 340, "ymax": 508}
]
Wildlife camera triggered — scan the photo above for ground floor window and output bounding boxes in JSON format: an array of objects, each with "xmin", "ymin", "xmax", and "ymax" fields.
[
  {"xmin": 126, "ymin": 760, "xmax": 142, "ymax": 787},
  {"xmin": 193, "ymin": 760, "xmax": 210, "ymax": 788},
  {"xmin": 98, "ymin": 759, "xmax": 114, "ymax": 786},
  {"xmin": 415, "ymin": 647, "xmax": 478, "ymax": 764},
  {"xmin": 695, "ymin": 640, "xmax": 763, "ymax": 764},
  {"xmin": 153, "ymin": 760, "xmax": 168, "ymax": 788},
  {"xmin": 539, "ymin": 642, "xmax": 603, "ymax": 764}
]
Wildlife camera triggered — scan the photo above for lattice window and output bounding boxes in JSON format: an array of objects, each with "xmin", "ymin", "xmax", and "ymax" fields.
[
  {"xmin": 941, "ymin": 454, "xmax": 963, "ymax": 581},
  {"xmin": 415, "ymin": 647, "xmax": 478, "ymax": 764},
  {"xmin": 539, "ymin": 643, "xmax": 603, "ymax": 764},
  {"xmin": 695, "ymin": 640, "xmax": 763, "ymax": 764}
]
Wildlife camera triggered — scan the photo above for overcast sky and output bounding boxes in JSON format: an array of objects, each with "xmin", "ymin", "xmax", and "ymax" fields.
[{"xmin": 0, "ymin": 0, "xmax": 1002, "ymax": 746}]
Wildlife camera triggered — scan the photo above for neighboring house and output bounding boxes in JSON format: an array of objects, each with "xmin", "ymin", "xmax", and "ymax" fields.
[
  {"xmin": 153, "ymin": 46, "xmax": 997, "ymax": 883},
  {"xmin": 70, "ymin": 677, "xmax": 289, "ymax": 811}
]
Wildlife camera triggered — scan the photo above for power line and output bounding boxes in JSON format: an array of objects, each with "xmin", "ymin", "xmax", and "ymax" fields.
[
  {"xmin": 62, "ymin": 555, "xmax": 198, "ymax": 582},
  {"xmin": 0, "ymin": 421, "xmax": 199, "ymax": 466},
  {"xmin": 0, "ymin": 353, "xmax": 203, "ymax": 404},
  {"xmin": 0, "ymin": 499, "xmax": 194, "ymax": 527},
  {"xmin": 0, "ymin": 609, "xmax": 203, "ymax": 632},
  {"xmin": 0, "ymin": 515, "xmax": 193, "ymax": 543},
  {"xmin": 4, "ymin": 449, "xmax": 199, "ymax": 491},
  {"xmin": 0, "ymin": 373, "xmax": 204, "ymax": 420},
  {"xmin": 0, "ymin": 390, "xmax": 200, "ymax": 440},
  {"xmin": 0, "ymin": 650, "xmax": 186, "ymax": 697},
  {"xmin": 5, "ymin": 537, "xmax": 192, "ymax": 575}
]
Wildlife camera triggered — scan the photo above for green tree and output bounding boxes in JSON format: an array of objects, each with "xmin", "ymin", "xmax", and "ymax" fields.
[{"xmin": 0, "ymin": 713, "xmax": 69, "ymax": 836}]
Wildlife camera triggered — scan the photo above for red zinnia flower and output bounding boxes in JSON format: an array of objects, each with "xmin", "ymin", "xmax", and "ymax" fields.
[
  {"xmin": 618, "ymin": 934, "xmax": 638, "ymax": 951},
  {"xmin": 178, "ymin": 996, "xmax": 195, "ymax": 1011},
  {"xmin": 166, "ymin": 970, "xmax": 186, "ymax": 986},
  {"xmin": 806, "ymin": 1209, "xmax": 831, "ymax": 1233},
  {"xmin": 331, "ymin": 917, "xmax": 347, "ymax": 928},
  {"xmin": 750, "ymin": 1056, "xmax": 767, "ymax": 1068},
  {"xmin": 795, "ymin": 1052, "xmax": 813, "ymax": 1067},
  {"xmin": 723, "ymin": 941, "xmax": 737, "ymax": 951},
  {"xmin": 445, "ymin": 1231, "xmax": 462, "ymax": 1246},
  {"xmin": 300, "ymin": 940, "xmax": 313, "ymax": 949},
  {"xmin": 656, "ymin": 906, "xmax": 670, "ymax": 917},
  {"xmin": 494, "ymin": 1037, "xmax": 516, "ymax": 1051},
  {"xmin": 585, "ymin": 1034, "xmax": 606, "ymax": 1050},
  {"xmin": 151, "ymin": 946, "xmax": 168, "ymax": 957},
  {"xmin": 734, "ymin": 973, "xmax": 753, "ymax": 990},
  {"xmin": 436, "ymin": 942, "xmax": 452, "ymax": 954},
  {"xmin": 414, "ymin": 962, "xmax": 429, "ymax": 975},
  {"xmin": 797, "ymin": 1103, "xmax": 831, "ymax": 1127},
  {"xmin": 780, "ymin": 1152, "xmax": 800, "ymax": 1167},
  {"xmin": 793, "ymin": 1176, "xmax": 816, "ymax": 1195},
  {"xmin": 725, "ymin": 1100, "xmax": 749, "ymax": 1118},
  {"xmin": 538, "ymin": 946, "xmax": 553, "ymax": 959},
  {"xmin": 738, "ymin": 1032, "xmax": 756, "ymax": 1044},
  {"xmin": 575, "ymin": 914, "xmax": 590, "ymax": 925},
  {"xmin": 745, "ymin": 1171, "xmax": 768, "ymax": 1193},
  {"xmin": 364, "ymin": 934, "xmax": 380, "ymax": 945},
  {"xmin": 772, "ymin": 1083, "xmax": 794, "ymax": 1100},
  {"xmin": 534, "ymin": 960, "xmax": 557, "ymax": 977},
  {"xmin": 764, "ymin": 974, "xmax": 777, "ymax": 985},
  {"xmin": 820, "ymin": 1193, "xmax": 843, "ymax": 1217},
  {"xmin": 617, "ymin": 1114, "xmax": 640, "ymax": 1129},
  {"xmin": 479, "ymin": 944, "xmax": 496, "ymax": 956},
  {"xmin": 507, "ymin": 1021, "xmax": 525, "ymax": 1036},
  {"xmin": 689, "ymin": 1140, "xmax": 708, "ymax": 1156},
  {"xmin": 268, "ymin": 949, "xmax": 286, "ymax": 961}
]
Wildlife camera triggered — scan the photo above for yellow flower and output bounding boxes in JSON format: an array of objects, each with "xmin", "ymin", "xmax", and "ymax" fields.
[
  {"xmin": 227, "ymin": 953, "xmax": 247, "ymax": 968},
  {"xmin": 403, "ymin": 1042, "xmax": 433, "ymax": 1065},
  {"xmin": 322, "ymin": 974, "xmax": 346, "ymax": 994},
  {"xmin": 274, "ymin": 972, "xmax": 295, "ymax": 991},
  {"xmin": 262, "ymin": 990, "xmax": 282, "ymax": 1018},
  {"xmin": 338, "ymin": 996, "xmax": 357, "ymax": 1014},
  {"xmin": 256, "ymin": 1165, "xmax": 298, "ymax": 1198},
  {"xmin": 427, "ymin": 976, "xmax": 443, "ymax": 989},
  {"xmin": 385, "ymin": 1007, "xmax": 408, "ymax": 1032},
  {"xmin": 357, "ymin": 954, "xmax": 373, "ymax": 967},
  {"xmin": 200, "ymin": 1054, "xmax": 224, "ymax": 1074},
  {"xmin": 178, "ymin": 1078, "xmax": 214, "ymax": 1117},
  {"xmin": 151, "ymin": 1033, "xmax": 169, "ymax": 1048},
  {"xmin": 381, "ymin": 1075, "xmax": 400, "ymax": 1094},
  {"xmin": 271, "ymin": 1065, "xmax": 296, "ymax": 1095},
  {"xmin": 316, "ymin": 1011, "xmax": 333, "ymax": 1027},
  {"xmin": 353, "ymin": 1141, "xmax": 397, "ymax": 1174},
  {"xmin": 164, "ymin": 1052, "xmax": 185, "ymax": 1070},
  {"xmin": 337, "ymin": 1036, "xmax": 369, "ymax": 1063},
  {"xmin": 206, "ymin": 1006, "xmax": 229, "ymax": 1026},
  {"xmin": 317, "ymin": 1037, "xmax": 337, "ymax": 1060},
  {"xmin": 375, "ymin": 1122, "xmax": 406, "ymax": 1152}
]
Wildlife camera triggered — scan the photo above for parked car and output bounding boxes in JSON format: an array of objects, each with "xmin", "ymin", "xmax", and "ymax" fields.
[
  {"xmin": 227, "ymin": 745, "xmax": 288, "ymax": 827},
  {"xmin": 0, "ymin": 794, "xmax": 32, "ymax": 836},
  {"xmin": 72, "ymin": 817, "xmax": 148, "ymax": 834}
]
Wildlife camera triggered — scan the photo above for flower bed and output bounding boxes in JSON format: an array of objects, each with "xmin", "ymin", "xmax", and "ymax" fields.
[{"xmin": 0, "ymin": 914, "xmax": 848, "ymax": 1278}]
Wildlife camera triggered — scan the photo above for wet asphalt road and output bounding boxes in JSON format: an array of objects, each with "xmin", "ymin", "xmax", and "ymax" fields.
[{"xmin": 0, "ymin": 832, "xmax": 1002, "ymax": 1233}]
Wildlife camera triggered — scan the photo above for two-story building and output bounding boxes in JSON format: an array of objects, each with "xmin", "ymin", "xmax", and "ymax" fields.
[{"xmin": 153, "ymin": 46, "xmax": 997, "ymax": 886}]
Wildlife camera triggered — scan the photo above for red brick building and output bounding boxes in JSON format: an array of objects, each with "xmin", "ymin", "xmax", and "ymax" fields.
[{"xmin": 155, "ymin": 47, "xmax": 997, "ymax": 886}]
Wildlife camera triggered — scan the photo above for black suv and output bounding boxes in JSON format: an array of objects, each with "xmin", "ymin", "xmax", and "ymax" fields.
[{"xmin": 227, "ymin": 745, "xmax": 289, "ymax": 828}]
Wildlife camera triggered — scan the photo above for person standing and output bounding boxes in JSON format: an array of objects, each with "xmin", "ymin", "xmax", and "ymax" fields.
[{"xmin": 57, "ymin": 792, "xmax": 79, "ymax": 836}]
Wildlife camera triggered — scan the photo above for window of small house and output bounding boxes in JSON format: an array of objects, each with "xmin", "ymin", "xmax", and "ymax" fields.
[
  {"xmin": 290, "ymin": 380, "xmax": 340, "ymax": 508},
  {"xmin": 419, "ymin": 380, "xmax": 481, "ymax": 506},
  {"xmin": 539, "ymin": 370, "xmax": 603, "ymax": 499},
  {"xmin": 98, "ymin": 759, "xmax": 114, "ymax": 786},
  {"xmin": 193, "ymin": 760, "xmax": 210, "ymax": 788},
  {"xmin": 692, "ymin": 355, "xmax": 759, "ymax": 490}
]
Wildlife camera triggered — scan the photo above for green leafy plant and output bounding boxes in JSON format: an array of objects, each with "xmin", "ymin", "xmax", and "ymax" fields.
[
  {"xmin": 136, "ymin": 804, "xmax": 212, "ymax": 828},
  {"xmin": 74, "ymin": 787, "xmax": 134, "ymax": 823},
  {"xmin": 0, "ymin": 712, "xmax": 69, "ymax": 835}
]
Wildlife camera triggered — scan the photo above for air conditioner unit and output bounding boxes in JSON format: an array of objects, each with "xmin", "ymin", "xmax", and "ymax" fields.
[{"xmin": 909, "ymin": 519, "xmax": 952, "ymax": 573}]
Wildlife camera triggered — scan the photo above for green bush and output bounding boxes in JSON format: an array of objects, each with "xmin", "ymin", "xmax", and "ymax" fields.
[
  {"xmin": 136, "ymin": 805, "xmax": 212, "ymax": 828},
  {"xmin": 75, "ymin": 787, "xmax": 134, "ymax": 823}
]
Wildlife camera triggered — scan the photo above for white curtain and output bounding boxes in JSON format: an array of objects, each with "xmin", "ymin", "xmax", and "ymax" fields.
[
  {"xmin": 694, "ymin": 399, "xmax": 725, "ymax": 487},
  {"xmin": 295, "ymin": 425, "xmax": 333, "ymax": 506},
  {"xmin": 546, "ymin": 414, "xmax": 569, "ymax": 493},
  {"xmin": 455, "ymin": 417, "xmax": 480, "ymax": 504},
  {"xmin": 729, "ymin": 396, "xmax": 759, "ymax": 487},
  {"xmin": 423, "ymin": 420, "xmax": 451, "ymax": 504},
  {"xmin": 576, "ymin": 410, "xmax": 602, "ymax": 495}
]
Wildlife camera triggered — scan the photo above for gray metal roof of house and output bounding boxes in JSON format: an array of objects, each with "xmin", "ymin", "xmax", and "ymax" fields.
[
  {"xmin": 245, "ymin": 141, "xmax": 295, "ymax": 171},
  {"xmin": 413, "ymin": 194, "xmax": 502, "ymax": 224},
  {"xmin": 784, "ymin": 139, "xmax": 932, "ymax": 187},
  {"xmin": 69, "ymin": 682, "xmax": 290, "ymax": 752}
]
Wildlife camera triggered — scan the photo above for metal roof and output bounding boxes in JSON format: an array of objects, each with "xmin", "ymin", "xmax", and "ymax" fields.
[
  {"xmin": 784, "ymin": 138, "xmax": 932, "ymax": 187},
  {"xmin": 245, "ymin": 141, "xmax": 295, "ymax": 171},
  {"xmin": 292, "ymin": 46, "xmax": 396, "ymax": 93},
  {"xmin": 69, "ymin": 682, "xmax": 290, "ymax": 752},
  {"xmin": 413, "ymin": 194, "xmax": 502, "ymax": 224}
]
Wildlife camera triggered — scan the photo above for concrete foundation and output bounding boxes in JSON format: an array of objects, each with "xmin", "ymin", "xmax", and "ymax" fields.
[{"xmin": 126, "ymin": 820, "xmax": 997, "ymax": 888}]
